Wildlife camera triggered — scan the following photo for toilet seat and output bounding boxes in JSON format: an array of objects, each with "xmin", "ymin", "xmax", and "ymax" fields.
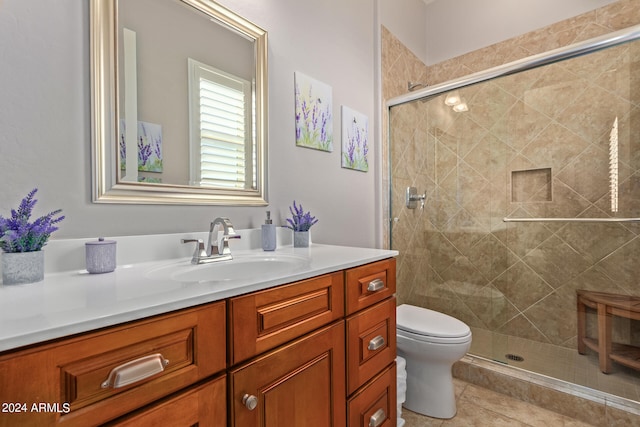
[{"xmin": 397, "ymin": 304, "xmax": 471, "ymax": 344}]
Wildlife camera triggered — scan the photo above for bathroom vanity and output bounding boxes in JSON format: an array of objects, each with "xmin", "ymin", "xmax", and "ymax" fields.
[{"xmin": 0, "ymin": 238, "xmax": 397, "ymax": 427}]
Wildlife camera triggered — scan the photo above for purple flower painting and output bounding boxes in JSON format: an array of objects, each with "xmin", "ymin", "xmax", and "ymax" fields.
[
  {"xmin": 119, "ymin": 120, "xmax": 163, "ymax": 174},
  {"xmin": 295, "ymin": 72, "xmax": 333, "ymax": 152},
  {"xmin": 341, "ymin": 106, "xmax": 369, "ymax": 172},
  {"xmin": 137, "ymin": 121, "xmax": 163, "ymax": 172}
]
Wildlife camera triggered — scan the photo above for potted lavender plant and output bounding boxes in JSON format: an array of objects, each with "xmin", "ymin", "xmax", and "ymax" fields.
[
  {"xmin": 284, "ymin": 201, "xmax": 318, "ymax": 248},
  {"xmin": 0, "ymin": 189, "xmax": 64, "ymax": 285}
]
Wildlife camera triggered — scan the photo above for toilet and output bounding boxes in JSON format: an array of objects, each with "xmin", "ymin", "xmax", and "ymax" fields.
[{"xmin": 396, "ymin": 304, "xmax": 472, "ymax": 419}]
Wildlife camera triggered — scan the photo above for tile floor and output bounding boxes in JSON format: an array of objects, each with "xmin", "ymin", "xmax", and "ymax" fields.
[{"xmin": 400, "ymin": 378, "xmax": 596, "ymax": 426}]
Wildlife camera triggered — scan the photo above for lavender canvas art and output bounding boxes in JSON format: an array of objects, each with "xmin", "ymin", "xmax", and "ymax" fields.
[
  {"xmin": 295, "ymin": 72, "xmax": 333, "ymax": 152},
  {"xmin": 119, "ymin": 121, "xmax": 163, "ymax": 173},
  {"xmin": 341, "ymin": 106, "xmax": 369, "ymax": 172}
]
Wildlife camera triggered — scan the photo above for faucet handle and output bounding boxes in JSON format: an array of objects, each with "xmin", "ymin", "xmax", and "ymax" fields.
[
  {"xmin": 218, "ymin": 234, "xmax": 241, "ymax": 255},
  {"xmin": 181, "ymin": 239, "xmax": 207, "ymax": 264}
]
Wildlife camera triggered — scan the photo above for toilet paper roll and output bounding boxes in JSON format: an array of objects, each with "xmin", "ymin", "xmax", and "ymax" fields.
[{"xmin": 396, "ymin": 354, "xmax": 407, "ymax": 425}]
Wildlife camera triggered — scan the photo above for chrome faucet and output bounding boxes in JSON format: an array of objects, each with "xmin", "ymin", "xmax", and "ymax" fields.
[
  {"xmin": 208, "ymin": 217, "xmax": 241, "ymax": 256},
  {"xmin": 181, "ymin": 217, "xmax": 241, "ymax": 264}
]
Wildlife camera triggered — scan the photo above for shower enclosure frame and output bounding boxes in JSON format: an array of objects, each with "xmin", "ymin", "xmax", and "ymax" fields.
[
  {"xmin": 386, "ymin": 22, "xmax": 640, "ymax": 406},
  {"xmin": 386, "ymin": 23, "xmax": 640, "ymax": 111}
]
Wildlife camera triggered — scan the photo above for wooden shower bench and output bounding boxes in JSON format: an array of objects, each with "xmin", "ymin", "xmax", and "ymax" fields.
[{"xmin": 577, "ymin": 290, "xmax": 640, "ymax": 373}]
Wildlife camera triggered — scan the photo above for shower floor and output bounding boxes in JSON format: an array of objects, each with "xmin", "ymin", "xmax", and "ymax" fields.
[{"xmin": 470, "ymin": 327, "xmax": 640, "ymax": 403}]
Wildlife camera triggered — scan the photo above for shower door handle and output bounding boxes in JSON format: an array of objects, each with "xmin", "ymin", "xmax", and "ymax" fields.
[{"xmin": 406, "ymin": 186, "xmax": 426, "ymax": 209}]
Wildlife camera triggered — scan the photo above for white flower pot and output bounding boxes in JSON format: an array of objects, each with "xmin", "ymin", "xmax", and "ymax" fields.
[{"xmin": 2, "ymin": 251, "xmax": 45, "ymax": 285}]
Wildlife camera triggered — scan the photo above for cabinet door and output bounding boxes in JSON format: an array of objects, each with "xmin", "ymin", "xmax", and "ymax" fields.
[
  {"xmin": 230, "ymin": 322, "xmax": 346, "ymax": 427},
  {"xmin": 105, "ymin": 374, "xmax": 226, "ymax": 427}
]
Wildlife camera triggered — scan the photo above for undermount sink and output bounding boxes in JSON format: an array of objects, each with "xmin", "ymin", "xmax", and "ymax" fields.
[{"xmin": 145, "ymin": 253, "xmax": 310, "ymax": 283}]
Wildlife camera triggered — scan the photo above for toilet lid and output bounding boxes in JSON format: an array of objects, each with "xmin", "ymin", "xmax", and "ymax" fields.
[{"xmin": 397, "ymin": 304, "xmax": 471, "ymax": 338}]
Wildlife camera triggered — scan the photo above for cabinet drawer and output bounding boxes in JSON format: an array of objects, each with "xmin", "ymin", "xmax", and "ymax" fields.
[
  {"xmin": 229, "ymin": 322, "xmax": 346, "ymax": 427},
  {"xmin": 347, "ymin": 363, "xmax": 396, "ymax": 427},
  {"xmin": 0, "ymin": 302, "xmax": 225, "ymax": 427},
  {"xmin": 228, "ymin": 272, "xmax": 344, "ymax": 364},
  {"xmin": 345, "ymin": 258, "xmax": 396, "ymax": 315},
  {"xmin": 106, "ymin": 374, "xmax": 226, "ymax": 427},
  {"xmin": 346, "ymin": 298, "xmax": 396, "ymax": 394}
]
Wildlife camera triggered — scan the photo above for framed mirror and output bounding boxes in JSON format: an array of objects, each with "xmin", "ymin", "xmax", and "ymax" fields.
[{"xmin": 90, "ymin": 0, "xmax": 268, "ymax": 205}]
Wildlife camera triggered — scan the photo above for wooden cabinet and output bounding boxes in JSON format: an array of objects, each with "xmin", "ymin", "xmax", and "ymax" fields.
[
  {"xmin": 229, "ymin": 322, "xmax": 346, "ymax": 427},
  {"xmin": 228, "ymin": 271, "xmax": 346, "ymax": 427},
  {"xmin": 345, "ymin": 259, "xmax": 397, "ymax": 427},
  {"xmin": 0, "ymin": 302, "xmax": 226, "ymax": 427},
  {"xmin": 0, "ymin": 256, "xmax": 396, "ymax": 426},
  {"xmin": 226, "ymin": 259, "xmax": 396, "ymax": 427}
]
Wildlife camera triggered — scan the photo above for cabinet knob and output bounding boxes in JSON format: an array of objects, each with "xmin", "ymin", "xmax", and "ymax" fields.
[
  {"xmin": 242, "ymin": 394, "xmax": 258, "ymax": 411},
  {"xmin": 368, "ymin": 335, "xmax": 386, "ymax": 351},
  {"xmin": 369, "ymin": 408, "xmax": 386, "ymax": 427},
  {"xmin": 367, "ymin": 278, "xmax": 385, "ymax": 292}
]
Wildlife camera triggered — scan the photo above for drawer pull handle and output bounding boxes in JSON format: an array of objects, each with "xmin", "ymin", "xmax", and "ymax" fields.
[
  {"xmin": 101, "ymin": 353, "xmax": 169, "ymax": 389},
  {"xmin": 368, "ymin": 335, "xmax": 386, "ymax": 351},
  {"xmin": 369, "ymin": 408, "xmax": 386, "ymax": 427},
  {"xmin": 367, "ymin": 279, "xmax": 385, "ymax": 292},
  {"xmin": 242, "ymin": 394, "xmax": 258, "ymax": 411}
]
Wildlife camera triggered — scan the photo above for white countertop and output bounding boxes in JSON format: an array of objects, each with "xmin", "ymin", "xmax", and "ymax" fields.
[{"xmin": 0, "ymin": 231, "xmax": 397, "ymax": 353}]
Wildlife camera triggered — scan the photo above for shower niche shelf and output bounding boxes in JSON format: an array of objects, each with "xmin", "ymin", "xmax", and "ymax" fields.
[
  {"xmin": 577, "ymin": 290, "xmax": 640, "ymax": 374},
  {"xmin": 511, "ymin": 168, "xmax": 552, "ymax": 203}
]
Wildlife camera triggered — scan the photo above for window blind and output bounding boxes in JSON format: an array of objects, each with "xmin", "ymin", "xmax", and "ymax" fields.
[
  {"xmin": 199, "ymin": 78, "xmax": 246, "ymax": 187},
  {"xmin": 188, "ymin": 59, "xmax": 253, "ymax": 188}
]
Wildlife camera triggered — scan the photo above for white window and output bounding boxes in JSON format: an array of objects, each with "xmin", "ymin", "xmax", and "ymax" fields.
[{"xmin": 188, "ymin": 59, "xmax": 254, "ymax": 188}]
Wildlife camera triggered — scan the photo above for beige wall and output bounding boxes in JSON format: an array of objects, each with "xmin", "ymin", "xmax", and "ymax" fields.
[
  {"xmin": 383, "ymin": 0, "xmax": 640, "ymax": 355},
  {"xmin": 423, "ymin": 0, "xmax": 619, "ymax": 65}
]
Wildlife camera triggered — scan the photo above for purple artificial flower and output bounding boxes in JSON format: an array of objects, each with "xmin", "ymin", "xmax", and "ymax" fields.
[
  {"xmin": 284, "ymin": 200, "xmax": 318, "ymax": 232},
  {"xmin": 0, "ymin": 189, "xmax": 64, "ymax": 252}
]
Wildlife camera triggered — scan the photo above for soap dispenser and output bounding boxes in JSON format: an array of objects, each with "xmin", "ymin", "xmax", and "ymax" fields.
[{"xmin": 261, "ymin": 211, "xmax": 276, "ymax": 251}]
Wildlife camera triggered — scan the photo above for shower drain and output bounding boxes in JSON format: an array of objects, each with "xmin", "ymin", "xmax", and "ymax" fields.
[{"xmin": 505, "ymin": 353, "xmax": 525, "ymax": 362}]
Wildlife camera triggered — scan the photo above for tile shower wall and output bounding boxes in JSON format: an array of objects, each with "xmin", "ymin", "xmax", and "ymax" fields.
[{"xmin": 383, "ymin": 0, "xmax": 640, "ymax": 358}]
